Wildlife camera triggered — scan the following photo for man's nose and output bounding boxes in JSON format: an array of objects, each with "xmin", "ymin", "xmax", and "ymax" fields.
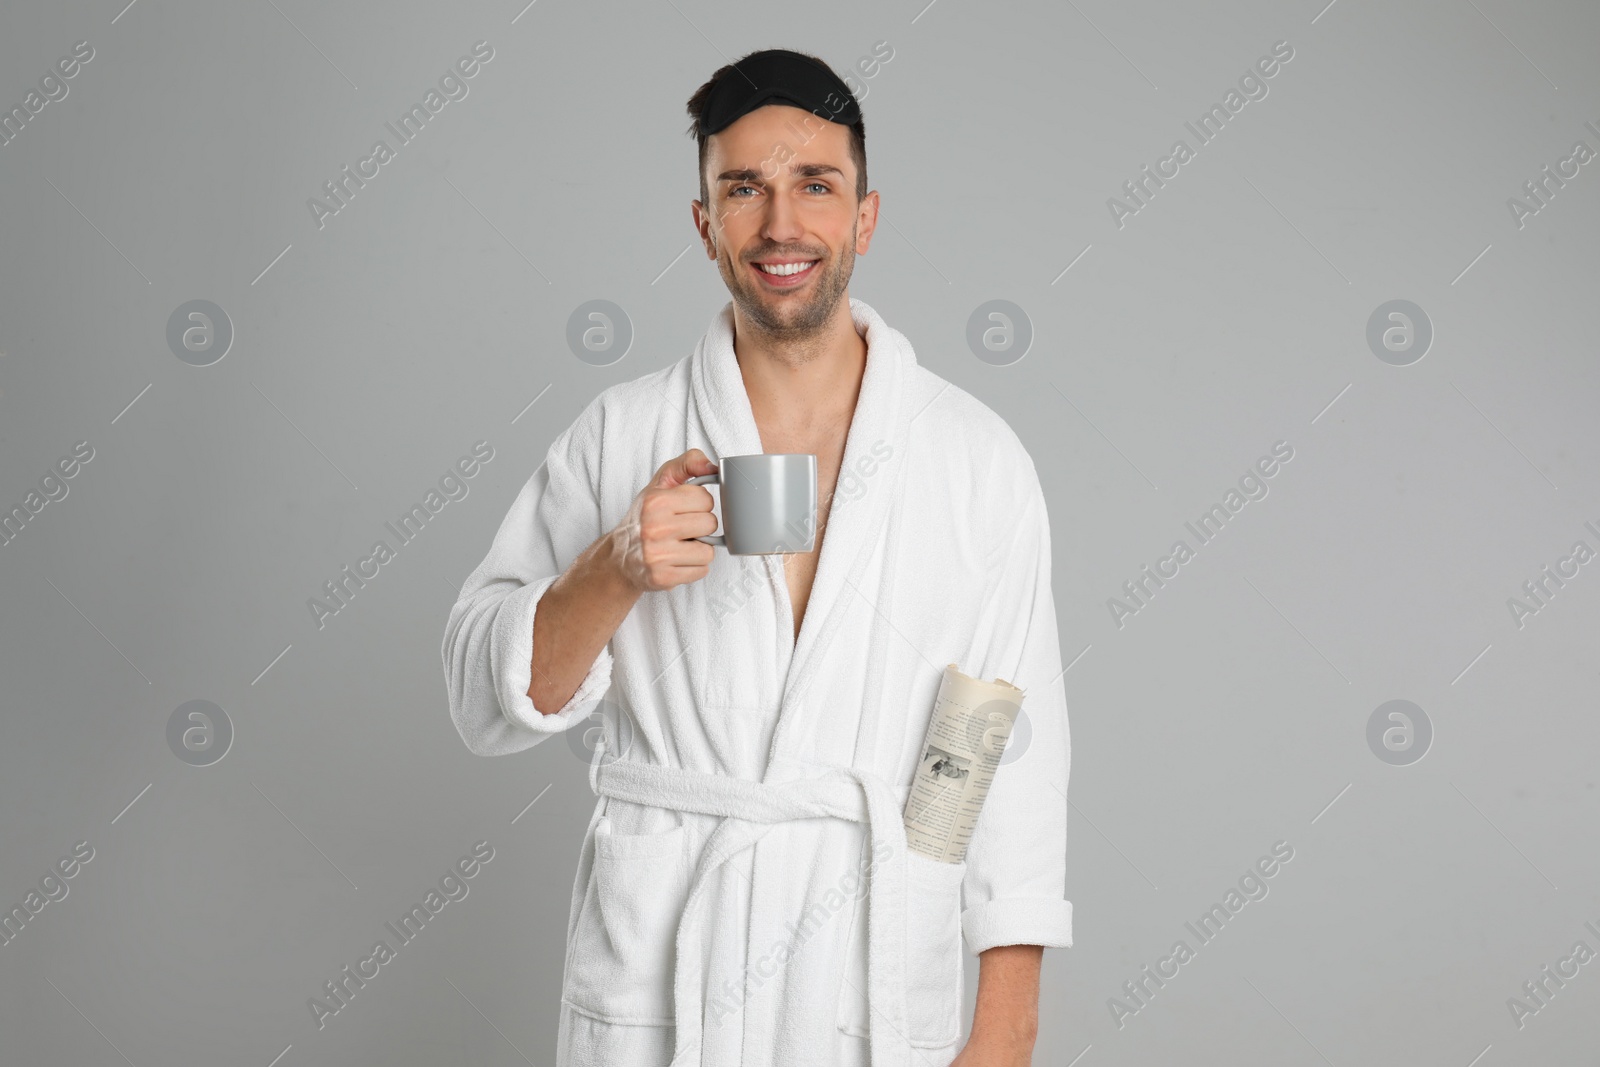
[{"xmin": 760, "ymin": 189, "xmax": 805, "ymax": 243}]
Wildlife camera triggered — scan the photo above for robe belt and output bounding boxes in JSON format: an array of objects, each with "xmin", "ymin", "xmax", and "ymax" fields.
[{"xmin": 590, "ymin": 747, "xmax": 916, "ymax": 1067}]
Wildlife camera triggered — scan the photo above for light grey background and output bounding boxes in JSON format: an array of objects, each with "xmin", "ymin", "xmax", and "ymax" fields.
[{"xmin": 2, "ymin": 0, "xmax": 1597, "ymax": 1064}]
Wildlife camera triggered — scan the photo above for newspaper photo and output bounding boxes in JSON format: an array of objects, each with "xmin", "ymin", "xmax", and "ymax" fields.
[{"xmin": 902, "ymin": 663, "xmax": 1026, "ymax": 864}]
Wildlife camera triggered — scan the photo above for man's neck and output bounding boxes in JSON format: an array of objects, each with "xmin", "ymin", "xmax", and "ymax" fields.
[{"xmin": 731, "ymin": 297, "xmax": 868, "ymax": 443}]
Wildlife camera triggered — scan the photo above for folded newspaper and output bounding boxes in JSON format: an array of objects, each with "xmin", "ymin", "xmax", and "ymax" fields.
[{"xmin": 902, "ymin": 664, "xmax": 1025, "ymax": 864}]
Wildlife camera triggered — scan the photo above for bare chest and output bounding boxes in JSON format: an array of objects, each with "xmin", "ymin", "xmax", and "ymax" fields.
[{"xmin": 774, "ymin": 441, "xmax": 846, "ymax": 645}]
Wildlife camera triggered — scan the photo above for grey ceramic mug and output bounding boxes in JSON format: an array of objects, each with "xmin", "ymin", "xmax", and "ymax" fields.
[{"xmin": 688, "ymin": 454, "xmax": 817, "ymax": 555}]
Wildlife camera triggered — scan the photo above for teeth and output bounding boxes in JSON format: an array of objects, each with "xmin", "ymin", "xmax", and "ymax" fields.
[{"xmin": 756, "ymin": 261, "xmax": 816, "ymax": 276}]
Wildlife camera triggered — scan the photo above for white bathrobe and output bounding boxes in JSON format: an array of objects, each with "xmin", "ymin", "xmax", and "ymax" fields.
[{"xmin": 442, "ymin": 297, "xmax": 1073, "ymax": 1067}]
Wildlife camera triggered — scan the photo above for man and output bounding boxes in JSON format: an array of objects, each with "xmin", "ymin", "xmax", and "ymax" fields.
[{"xmin": 443, "ymin": 48, "xmax": 1072, "ymax": 1067}]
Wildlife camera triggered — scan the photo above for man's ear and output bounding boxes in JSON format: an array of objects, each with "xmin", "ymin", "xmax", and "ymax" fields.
[
  {"xmin": 854, "ymin": 190, "xmax": 881, "ymax": 255},
  {"xmin": 692, "ymin": 201, "xmax": 716, "ymax": 257}
]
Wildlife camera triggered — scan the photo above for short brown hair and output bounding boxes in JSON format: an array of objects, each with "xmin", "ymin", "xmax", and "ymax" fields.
[{"xmin": 685, "ymin": 50, "xmax": 867, "ymax": 212}]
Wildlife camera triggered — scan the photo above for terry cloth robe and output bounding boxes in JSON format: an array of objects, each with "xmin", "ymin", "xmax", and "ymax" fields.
[{"xmin": 442, "ymin": 297, "xmax": 1073, "ymax": 1067}]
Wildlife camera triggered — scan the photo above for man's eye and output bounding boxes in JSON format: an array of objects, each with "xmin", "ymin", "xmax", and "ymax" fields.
[
  {"xmin": 731, "ymin": 185, "xmax": 757, "ymax": 197},
  {"xmin": 806, "ymin": 182, "xmax": 830, "ymax": 193}
]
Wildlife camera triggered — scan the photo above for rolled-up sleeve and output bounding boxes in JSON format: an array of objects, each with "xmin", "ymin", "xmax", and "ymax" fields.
[
  {"xmin": 960, "ymin": 459, "xmax": 1073, "ymax": 955},
  {"xmin": 441, "ymin": 401, "xmax": 615, "ymax": 757}
]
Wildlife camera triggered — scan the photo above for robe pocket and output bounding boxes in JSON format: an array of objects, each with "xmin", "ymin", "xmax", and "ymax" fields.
[
  {"xmin": 564, "ymin": 820, "xmax": 691, "ymax": 1027},
  {"xmin": 836, "ymin": 851, "xmax": 966, "ymax": 1048}
]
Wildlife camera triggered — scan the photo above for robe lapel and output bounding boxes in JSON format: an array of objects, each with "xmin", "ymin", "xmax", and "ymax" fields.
[
  {"xmin": 689, "ymin": 300, "xmax": 766, "ymax": 464},
  {"xmin": 774, "ymin": 299, "xmax": 912, "ymax": 746},
  {"xmin": 687, "ymin": 297, "xmax": 917, "ymax": 762}
]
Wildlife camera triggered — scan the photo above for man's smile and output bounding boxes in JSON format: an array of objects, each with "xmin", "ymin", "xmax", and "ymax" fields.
[{"xmin": 750, "ymin": 257, "xmax": 820, "ymax": 287}]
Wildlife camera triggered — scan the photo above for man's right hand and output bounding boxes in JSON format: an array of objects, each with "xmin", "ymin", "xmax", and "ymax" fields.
[{"xmin": 610, "ymin": 448, "xmax": 721, "ymax": 593}]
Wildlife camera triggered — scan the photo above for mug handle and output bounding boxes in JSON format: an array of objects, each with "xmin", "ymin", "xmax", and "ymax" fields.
[{"xmin": 685, "ymin": 474, "xmax": 724, "ymax": 546}]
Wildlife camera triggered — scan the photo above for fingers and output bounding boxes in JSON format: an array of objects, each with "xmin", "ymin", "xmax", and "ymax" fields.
[
  {"xmin": 616, "ymin": 497, "xmax": 719, "ymax": 592},
  {"xmin": 651, "ymin": 448, "xmax": 719, "ymax": 489},
  {"xmin": 640, "ymin": 487, "xmax": 717, "ymax": 534},
  {"xmin": 621, "ymin": 449, "xmax": 724, "ymax": 591},
  {"xmin": 649, "ymin": 537, "xmax": 717, "ymax": 571},
  {"xmin": 639, "ymin": 501, "xmax": 717, "ymax": 537},
  {"xmin": 684, "ymin": 447, "xmax": 719, "ymax": 478},
  {"xmin": 632, "ymin": 530, "xmax": 716, "ymax": 590}
]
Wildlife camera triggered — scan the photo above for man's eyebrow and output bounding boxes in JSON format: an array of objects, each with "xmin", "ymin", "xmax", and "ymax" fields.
[{"xmin": 716, "ymin": 163, "xmax": 846, "ymax": 183}]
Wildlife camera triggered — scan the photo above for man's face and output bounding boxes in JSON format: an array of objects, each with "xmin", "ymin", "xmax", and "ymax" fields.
[{"xmin": 693, "ymin": 104, "xmax": 878, "ymax": 339}]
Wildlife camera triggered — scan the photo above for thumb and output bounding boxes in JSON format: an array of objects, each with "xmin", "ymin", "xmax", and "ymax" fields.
[{"xmin": 653, "ymin": 448, "xmax": 719, "ymax": 489}]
